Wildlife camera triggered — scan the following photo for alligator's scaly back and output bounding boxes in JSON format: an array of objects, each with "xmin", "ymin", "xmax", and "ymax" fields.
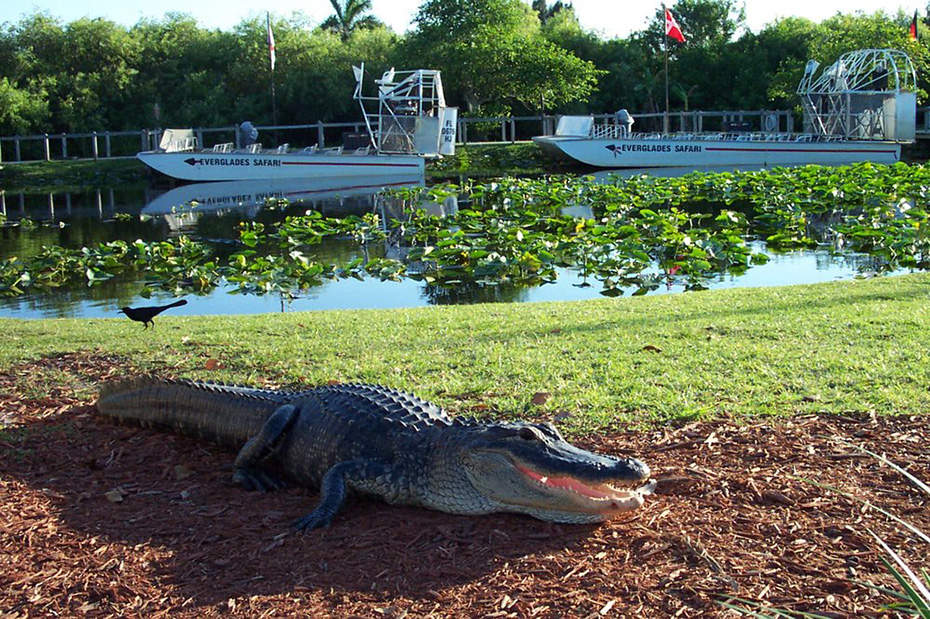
[{"xmin": 97, "ymin": 377, "xmax": 288, "ymax": 449}]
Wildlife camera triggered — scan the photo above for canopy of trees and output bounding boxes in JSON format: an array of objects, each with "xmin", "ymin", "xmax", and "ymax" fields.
[{"xmin": 0, "ymin": 0, "xmax": 926, "ymax": 135}]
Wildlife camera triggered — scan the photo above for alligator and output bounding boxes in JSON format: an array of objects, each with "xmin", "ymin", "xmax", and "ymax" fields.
[{"xmin": 96, "ymin": 377, "xmax": 653, "ymax": 530}]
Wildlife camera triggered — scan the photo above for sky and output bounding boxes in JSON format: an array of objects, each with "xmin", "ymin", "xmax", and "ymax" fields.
[{"xmin": 1, "ymin": 0, "xmax": 919, "ymax": 39}]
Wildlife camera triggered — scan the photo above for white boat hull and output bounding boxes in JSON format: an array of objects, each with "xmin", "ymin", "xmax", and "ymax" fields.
[
  {"xmin": 137, "ymin": 150, "xmax": 425, "ymax": 182},
  {"xmin": 532, "ymin": 135, "xmax": 902, "ymax": 168}
]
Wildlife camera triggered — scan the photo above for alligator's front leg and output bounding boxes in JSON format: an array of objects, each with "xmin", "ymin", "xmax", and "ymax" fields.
[
  {"xmin": 232, "ymin": 404, "xmax": 299, "ymax": 491},
  {"xmin": 293, "ymin": 460, "xmax": 394, "ymax": 531}
]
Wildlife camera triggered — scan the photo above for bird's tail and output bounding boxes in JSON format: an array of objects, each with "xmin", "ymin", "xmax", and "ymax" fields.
[{"xmin": 165, "ymin": 299, "xmax": 188, "ymax": 309}]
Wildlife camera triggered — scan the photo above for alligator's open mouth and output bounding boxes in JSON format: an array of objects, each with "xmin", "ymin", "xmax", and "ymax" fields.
[{"xmin": 514, "ymin": 463, "xmax": 655, "ymax": 513}]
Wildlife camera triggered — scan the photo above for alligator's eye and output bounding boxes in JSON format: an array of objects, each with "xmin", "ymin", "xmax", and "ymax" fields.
[{"xmin": 518, "ymin": 427, "xmax": 538, "ymax": 441}]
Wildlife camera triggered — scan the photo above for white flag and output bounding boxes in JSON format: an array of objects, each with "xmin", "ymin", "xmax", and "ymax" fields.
[{"xmin": 267, "ymin": 13, "xmax": 276, "ymax": 71}]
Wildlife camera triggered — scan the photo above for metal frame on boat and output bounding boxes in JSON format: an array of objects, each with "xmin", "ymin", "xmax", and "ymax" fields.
[
  {"xmin": 137, "ymin": 66, "xmax": 457, "ymax": 182},
  {"xmin": 533, "ymin": 49, "xmax": 917, "ymax": 169}
]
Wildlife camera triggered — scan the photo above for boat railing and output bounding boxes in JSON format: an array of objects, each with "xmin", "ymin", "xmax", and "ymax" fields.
[
  {"xmin": 163, "ymin": 137, "xmax": 197, "ymax": 153},
  {"xmin": 590, "ymin": 124, "xmax": 624, "ymax": 140},
  {"xmin": 596, "ymin": 128, "xmax": 856, "ymax": 144}
]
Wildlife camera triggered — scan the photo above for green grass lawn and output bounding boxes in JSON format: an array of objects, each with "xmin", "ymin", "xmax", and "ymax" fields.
[{"xmin": 3, "ymin": 273, "xmax": 930, "ymax": 434}]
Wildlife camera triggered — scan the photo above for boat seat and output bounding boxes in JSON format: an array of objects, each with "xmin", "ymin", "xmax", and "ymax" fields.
[
  {"xmin": 212, "ymin": 143, "xmax": 234, "ymax": 153},
  {"xmin": 324, "ymin": 146, "xmax": 344, "ymax": 155},
  {"xmin": 276, "ymin": 143, "xmax": 289, "ymax": 154},
  {"xmin": 301, "ymin": 145, "xmax": 319, "ymax": 154},
  {"xmin": 245, "ymin": 143, "xmax": 263, "ymax": 153},
  {"xmin": 353, "ymin": 146, "xmax": 370, "ymax": 155}
]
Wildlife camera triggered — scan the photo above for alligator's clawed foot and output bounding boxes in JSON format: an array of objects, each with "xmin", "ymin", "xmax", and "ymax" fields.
[
  {"xmin": 292, "ymin": 509, "xmax": 335, "ymax": 531},
  {"xmin": 233, "ymin": 466, "xmax": 289, "ymax": 492}
]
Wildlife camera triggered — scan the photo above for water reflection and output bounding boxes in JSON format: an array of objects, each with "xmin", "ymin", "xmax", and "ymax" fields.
[
  {"xmin": 142, "ymin": 174, "xmax": 427, "ymax": 232},
  {"xmin": 0, "ymin": 173, "xmax": 902, "ymax": 320},
  {"xmin": 1, "ymin": 187, "xmax": 136, "ymax": 224}
]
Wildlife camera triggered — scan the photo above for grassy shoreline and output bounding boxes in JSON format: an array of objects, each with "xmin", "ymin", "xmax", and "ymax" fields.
[
  {"xmin": 4, "ymin": 273, "xmax": 930, "ymax": 433},
  {"xmin": 0, "ymin": 157, "xmax": 147, "ymax": 192}
]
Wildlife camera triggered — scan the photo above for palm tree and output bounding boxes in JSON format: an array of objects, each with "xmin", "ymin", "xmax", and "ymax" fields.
[
  {"xmin": 532, "ymin": 0, "xmax": 572, "ymax": 24},
  {"xmin": 320, "ymin": 0, "xmax": 383, "ymax": 41}
]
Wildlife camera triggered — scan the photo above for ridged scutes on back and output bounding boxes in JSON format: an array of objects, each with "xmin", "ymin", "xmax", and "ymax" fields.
[{"xmin": 311, "ymin": 382, "xmax": 453, "ymax": 430}]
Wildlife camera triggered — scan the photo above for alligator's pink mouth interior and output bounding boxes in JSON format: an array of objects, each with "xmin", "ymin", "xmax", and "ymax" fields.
[{"xmin": 515, "ymin": 464, "xmax": 638, "ymax": 500}]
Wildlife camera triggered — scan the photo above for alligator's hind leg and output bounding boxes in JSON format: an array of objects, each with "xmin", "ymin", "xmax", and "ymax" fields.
[{"xmin": 232, "ymin": 404, "xmax": 299, "ymax": 492}]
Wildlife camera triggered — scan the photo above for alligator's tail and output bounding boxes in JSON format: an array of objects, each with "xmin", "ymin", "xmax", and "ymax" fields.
[{"xmin": 96, "ymin": 376, "xmax": 289, "ymax": 449}]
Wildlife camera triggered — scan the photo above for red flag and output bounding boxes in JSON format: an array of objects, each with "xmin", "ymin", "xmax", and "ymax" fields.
[
  {"xmin": 267, "ymin": 13, "xmax": 276, "ymax": 71},
  {"xmin": 910, "ymin": 10, "xmax": 919, "ymax": 40},
  {"xmin": 666, "ymin": 7, "xmax": 685, "ymax": 43}
]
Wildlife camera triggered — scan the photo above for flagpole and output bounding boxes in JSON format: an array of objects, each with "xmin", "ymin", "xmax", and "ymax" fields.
[
  {"xmin": 663, "ymin": 4, "xmax": 670, "ymax": 135},
  {"xmin": 270, "ymin": 73, "xmax": 278, "ymax": 128}
]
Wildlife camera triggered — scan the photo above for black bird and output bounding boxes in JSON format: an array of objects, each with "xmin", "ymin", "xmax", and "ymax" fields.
[{"xmin": 119, "ymin": 299, "xmax": 188, "ymax": 329}]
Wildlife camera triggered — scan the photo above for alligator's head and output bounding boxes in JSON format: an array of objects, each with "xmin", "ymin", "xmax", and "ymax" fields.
[{"xmin": 447, "ymin": 420, "xmax": 652, "ymax": 524}]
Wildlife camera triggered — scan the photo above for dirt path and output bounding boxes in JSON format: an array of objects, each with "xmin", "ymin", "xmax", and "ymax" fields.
[{"xmin": 1, "ymin": 354, "xmax": 927, "ymax": 617}]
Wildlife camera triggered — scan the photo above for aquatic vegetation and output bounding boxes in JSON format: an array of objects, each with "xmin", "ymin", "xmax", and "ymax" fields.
[{"xmin": 2, "ymin": 163, "xmax": 929, "ymax": 298}]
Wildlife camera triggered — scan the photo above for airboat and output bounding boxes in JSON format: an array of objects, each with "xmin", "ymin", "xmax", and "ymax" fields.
[
  {"xmin": 533, "ymin": 49, "xmax": 917, "ymax": 169},
  {"xmin": 136, "ymin": 66, "xmax": 458, "ymax": 182}
]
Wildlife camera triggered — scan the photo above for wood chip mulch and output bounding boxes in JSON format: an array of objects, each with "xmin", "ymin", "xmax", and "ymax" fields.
[{"xmin": 1, "ymin": 353, "xmax": 928, "ymax": 618}]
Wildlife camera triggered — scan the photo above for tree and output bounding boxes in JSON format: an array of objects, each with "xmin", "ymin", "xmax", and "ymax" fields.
[
  {"xmin": 640, "ymin": 0, "xmax": 745, "ymax": 51},
  {"xmin": 6, "ymin": 13, "xmax": 142, "ymax": 132},
  {"xmin": 628, "ymin": 1, "xmax": 747, "ymax": 114},
  {"xmin": 270, "ymin": 27, "xmax": 399, "ymax": 126},
  {"xmin": 405, "ymin": 0, "xmax": 600, "ymax": 113},
  {"xmin": 0, "ymin": 77, "xmax": 49, "ymax": 134},
  {"xmin": 319, "ymin": 0, "xmax": 383, "ymax": 41},
  {"xmin": 764, "ymin": 12, "xmax": 929, "ymax": 106},
  {"xmin": 131, "ymin": 14, "xmax": 240, "ymax": 128},
  {"xmin": 58, "ymin": 18, "xmax": 141, "ymax": 130}
]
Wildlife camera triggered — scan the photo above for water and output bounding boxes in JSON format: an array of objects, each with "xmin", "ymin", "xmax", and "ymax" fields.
[{"xmin": 0, "ymin": 175, "xmax": 891, "ymax": 319}]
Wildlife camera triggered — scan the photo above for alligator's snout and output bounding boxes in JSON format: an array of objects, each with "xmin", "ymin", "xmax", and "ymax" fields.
[
  {"xmin": 616, "ymin": 456, "xmax": 651, "ymax": 482},
  {"xmin": 459, "ymin": 422, "xmax": 654, "ymax": 524}
]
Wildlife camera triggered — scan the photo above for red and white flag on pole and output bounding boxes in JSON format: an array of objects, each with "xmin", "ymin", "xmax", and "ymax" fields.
[
  {"xmin": 267, "ymin": 13, "xmax": 276, "ymax": 71},
  {"xmin": 665, "ymin": 7, "xmax": 685, "ymax": 43}
]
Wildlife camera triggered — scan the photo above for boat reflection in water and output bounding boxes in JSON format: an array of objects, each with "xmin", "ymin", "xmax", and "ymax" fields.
[{"xmin": 141, "ymin": 172, "xmax": 445, "ymax": 232}]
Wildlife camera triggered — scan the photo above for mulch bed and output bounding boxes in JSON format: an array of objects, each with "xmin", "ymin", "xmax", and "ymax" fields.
[{"xmin": 1, "ymin": 353, "xmax": 927, "ymax": 618}]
